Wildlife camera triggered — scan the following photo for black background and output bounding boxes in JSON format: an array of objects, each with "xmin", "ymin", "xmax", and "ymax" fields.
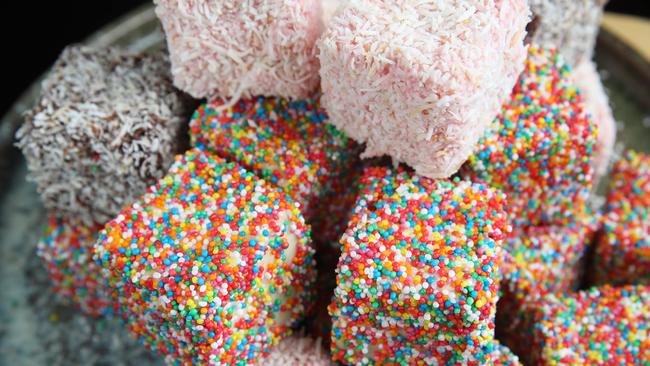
[{"xmin": 0, "ymin": 1, "xmax": 649, "ymax": 117}]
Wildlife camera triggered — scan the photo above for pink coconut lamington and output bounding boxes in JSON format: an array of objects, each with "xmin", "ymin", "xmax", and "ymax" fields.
[
  {"xmin": 573, "ymin": 60, "xmax": 617, "ymax": 179},
  {"xmin": 318, "ymin": 0, "xmax": 529, "ymax": 178},
  {"xmin": 154, "ymin": 0, "xmax": 327, "ymax": 99},
  {"xmin": 259, "ymin": 336, "xmax": 335, "ymax": 366}
]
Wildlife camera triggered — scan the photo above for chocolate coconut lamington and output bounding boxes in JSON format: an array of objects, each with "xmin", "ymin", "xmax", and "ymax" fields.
[{"xmin": 16, "ymin": 45, "xmax": 192, "ymax": 224}]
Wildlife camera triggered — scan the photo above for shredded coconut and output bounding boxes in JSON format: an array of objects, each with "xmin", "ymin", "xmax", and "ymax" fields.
[
  {"xmin": 154, "ymin": 0, "xmax": 334, "ymax": 99},
  {"xmin": 527, "ymin": 0, "xmax": 607, "ymax": 67},
  {"xmin": 258, "ymin": 336, "xmax": 335, "ymax": 365},
  {"xmin": 318, "ymin": 0, "xmax": 529, "ymax": 178},
  {"xmin": 15, "ymin": 45, "xmax": 193, "ymax": 224}
]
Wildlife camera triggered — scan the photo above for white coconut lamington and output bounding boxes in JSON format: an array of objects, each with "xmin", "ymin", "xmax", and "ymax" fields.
[
  {"xmin": 572, "ymin": 60, "xmax": 617, "ymax": 179},
  {"xmin": 527, "ymin": 0, "xmax": 608, "ymax": 67},
  {"xmin": 16, "ymin": 45, "xmax": 191, "ymax": 224},
  {"xmin": 318, "ymin": 0, "xmax": 529, "ymax": 179},
  {"xmin": 154, "ymin": 0, "xmax": 345, "ymax": 100}
]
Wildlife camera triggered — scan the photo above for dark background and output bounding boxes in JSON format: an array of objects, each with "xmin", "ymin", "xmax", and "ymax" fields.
[{"xmin": 1, "ymin": 1, "xmax": 649, "ymax": 117}]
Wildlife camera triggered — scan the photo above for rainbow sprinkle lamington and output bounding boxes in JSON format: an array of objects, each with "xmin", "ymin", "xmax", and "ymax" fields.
[
  {"xmin": 94, "ymin": 148, "xmax": 315, "ymax": 366},
  {"xmin": 502, "ymin": 207, "xmax": 599, "ymax": 304},
  {"xmin": 189, "ymin": 95, "xmax": 360, "ymax": 245},
  {"xmin": 572, "ymin": 60, "xmax": 617, "ymax": 181},
  {"xmin": 329, "ymin": 166, "xmax": 509, "ymax": 365},
  {"xmin": 591, "ymin": 150, "xmax": 650, "ymax": 286},
  {"xmin": 531, "ymin": 285, "xmax": 650, "ymax": 365},
  {"xmin": 496, "ymin": 208, "xmax": 600, "ymax": 355},
  {"xmin": 37, "ymin": 216, "xmax": 110, "ymax": 317},
  {"xmin": 463, "ymin": 45, "xmax": 597, "ymax": 227}
]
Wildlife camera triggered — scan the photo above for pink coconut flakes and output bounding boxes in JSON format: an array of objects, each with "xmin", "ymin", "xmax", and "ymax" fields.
[
  {"xmin": 318, "ymin": 0, "xmax": 529, "ymax": 178},
  {"xmin": 154, "ymin": 0, "xmax": 328, "ymax": 99},
  {"xmin": 259, "ymin": 336, "xmax": 334, "ymax": 366}
]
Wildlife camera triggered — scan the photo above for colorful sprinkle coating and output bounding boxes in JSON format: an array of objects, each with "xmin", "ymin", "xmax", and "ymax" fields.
[
  {"xmin": 591, "ymin": 150, "xmax": 650, "ymax": 286},
  {"xmin": 463, "ymin": 45, "xmax": 597, "ymax": 227},
  {"xmin": 497, "ymin": 208, "xmax": 599, "ymax": 355},
  {"xmin": 572, "ymin": 60, "xmax": 617, "ymax": 181},
  {"xmin": 531, "ymin": 285, "xmax": 650, "ymax": 365},
  {"xmin": 94, "ymin": 149, "xmax": 315, "ymax": 365},
  {"xmin": 329, "ymin": 166, "xmax": 509, "ymax": 365},
  {"xmin": 492, "ymin": 340, "xmax": 522, "ymax": 366},
  {"xmin": 37, "ymin": 216, "xmax": 110, "ymax": 317},
  {"xmin": 503, "ymin": 207, "xmax": 599, "ymax": 304},
  {"xmin": 189, "ymin": 96, "xmax": 360, "ymax": 245}
]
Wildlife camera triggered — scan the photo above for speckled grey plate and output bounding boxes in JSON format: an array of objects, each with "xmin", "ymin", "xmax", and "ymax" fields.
[{"xmin": 0, "ymin": 5, "xmax": 649, "ymax": 366}]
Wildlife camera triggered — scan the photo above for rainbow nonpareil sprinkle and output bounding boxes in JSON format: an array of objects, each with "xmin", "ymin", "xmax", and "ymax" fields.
[
  {"xmin": 94, "ymin": 149, "xmax": 315, "ymax": 365},
  {"xmin": 464, "ymin": 46, "xmax": 597, "ymax": 227},
  {"xmin": 531, "ymin": 285, "xmax": 650, "ymax": 365},
  {"xmin": 329, "ymin": 166, "xmax": 509, "ymax": 365},
  {"xmin": 592, "ymin": 150, "xmax": 650, "ymax": 286},
  {"xmin": 189, "ymin": 96, "xmax": 360, "ymax": 245},
  {"xmin": 496, "ymin": 208, "xmax": 600, "ymax": 357},
  {"xmin": 492, "ymin": 340, "xmax": 522, "ymax": 366},
  {"xmin": 37, "ymin": 216, "xmax": 111, "ymax": 317}
]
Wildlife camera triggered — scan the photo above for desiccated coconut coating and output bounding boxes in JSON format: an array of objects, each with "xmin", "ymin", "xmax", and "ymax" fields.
[
  {"xmin": 318, "ymin": 0, "xmax": 529, "ymax": 179},
  {"xmin": 37, "ymin": 216, "xmax": 110, "ymax": 317},
  {"xmin": 591, "ymin": 150, "xmax": 650, "ymax": 286},
  {"xmin": 154, "ymin": 0, "xmax": 326, "ymax": 99},
  {"xmin": 531, "ymin": 285, "xmax": 650, "ymax": 365},
  {"xmin": 329, "ymin": 166, "xmax": 510, "ymax": 365},
  {"xmin": 573, "ymin": 60, "xmax": 617, "ymax": 180},
  {"xmin": 15, "ymin": 45, "xmax": 191, "ymax": 224},
  {"xmin": 496, "ymin": 208, "xmax": 600, "ymax": 356},
  {"xmin": 94, "ymin": 149, "xmax": 315, "ymax": 366},
  {"xmin": 463, "ymin": 46, "xmax": 597, "ymax": 227},
  {"xmin": 527, "ymin": 0, "xmax": 608, "ymax": 67},
  {"xmin": 189, "ymin": 96, "xmax": 360, "ymax": 245},
  {"xmin": 259, "ymin": 336, "xmax": 335, "ymax": 366}
]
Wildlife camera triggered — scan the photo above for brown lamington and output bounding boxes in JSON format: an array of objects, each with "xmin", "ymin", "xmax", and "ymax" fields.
[{"xmin": 16, "ymin": 45, "xmax": 193, "ymax": 224}]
